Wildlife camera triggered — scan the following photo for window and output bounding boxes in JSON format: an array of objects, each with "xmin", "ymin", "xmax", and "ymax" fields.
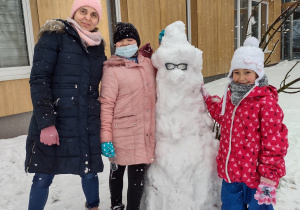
[
  {"xmin": 282, "ymin": 7, "xmax": 300, "ymax": 59},
  {"xmin": 234, "ymin": 0, "xmax": 269, "ymax": 49},
  {"xmin": 0, "ymin": 0, "xmax": 34, "ymax": 81},
  {"xmin": 282, "ymin": 0, "xmax": 296, "ymax": 3}
]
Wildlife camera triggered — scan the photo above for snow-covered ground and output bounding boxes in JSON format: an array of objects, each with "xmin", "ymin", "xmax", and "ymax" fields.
[{"xmin": 0, "ymin": 60, "xmax": 299, "ymax": 210}]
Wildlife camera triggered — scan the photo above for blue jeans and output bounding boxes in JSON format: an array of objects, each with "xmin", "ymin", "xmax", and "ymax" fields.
[
  {"xmin": 28, "ymin": 173, "xmax": 99, "ymax": 210},
  {"xmin": 221, "ymin": 180, "xmax": 274, "ymax": 210}
]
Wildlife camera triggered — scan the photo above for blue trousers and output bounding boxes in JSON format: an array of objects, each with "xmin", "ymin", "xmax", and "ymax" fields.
[
  {"xmin": 28, "ymin": 173, "xmax": 99, "ymax": 210},
  {"xmin": 221, "ymin": 180, "xmax": 274, "ymax": 210}
]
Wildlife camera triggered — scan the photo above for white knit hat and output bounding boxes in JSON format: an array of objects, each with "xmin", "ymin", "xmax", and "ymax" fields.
[
  {"xmin": 221, "ymin": 36, "xmax": 264, "ymax": 115},
  {"xmin": 229, "ymin": 37, "xmax": 264, "ymax": 85}
]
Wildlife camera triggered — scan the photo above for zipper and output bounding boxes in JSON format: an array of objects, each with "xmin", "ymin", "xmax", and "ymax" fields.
[
  {"xmin": 26, "ymin": 142, "xmax": 35, "ymax": 174},
  {"xmin": 224, "ymin": 86, "xmax": 255, "ymax": 183},
  {"xmin": 225, "ymin": 106, "xmax": 238, "ymax": 182},
  {"xmin": 65, "ymin": 21, "xmax": 89, "ymax": 54}
]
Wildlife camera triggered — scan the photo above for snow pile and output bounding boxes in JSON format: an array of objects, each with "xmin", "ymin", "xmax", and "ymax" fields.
[{"xmin": 141, "ymin": 21, "xmax": 221, "ymax": 209}]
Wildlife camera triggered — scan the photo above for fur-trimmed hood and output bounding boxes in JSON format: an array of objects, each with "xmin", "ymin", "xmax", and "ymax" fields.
[
  {"xmin": 37, "ymin": 19, "xmax": 105, "ymax": 46},
  {"xmin": 37, "ymin": 19, "xmax": 65, "ymax": 40}
]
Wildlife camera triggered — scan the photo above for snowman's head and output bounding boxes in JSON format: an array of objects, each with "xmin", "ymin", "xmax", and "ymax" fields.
[{"xmin": 152, "ymin": 21, "xmax": 203, "ymax": 85}]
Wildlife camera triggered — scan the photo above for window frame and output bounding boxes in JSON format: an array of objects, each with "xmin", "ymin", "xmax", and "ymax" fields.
[
  {"xmin": 235, "ymin": 0, "xmax": 269, "ymax": 51},
  {"xmin": 0, "ymin": 0, "xmax": 35, "ymax": 82}
]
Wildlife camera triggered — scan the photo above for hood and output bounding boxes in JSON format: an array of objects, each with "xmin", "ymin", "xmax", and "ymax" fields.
[
  {"xmin": 225, "ymin": 85, "xmax": 279, "ymax": 103},
  {"xmin": 37, "ymin": 19, "xmax": 106, "ymax": 46},
  {"xmin": 247, "ymin": 85, "xmax": 279, "ymax": 101},
  {"xmin": 104, "ymin": 55, "xmax": 133, "ymax": 68},
  {"xmin": 104, "ymin": 47, "xmax": 149, "ymax": 68},
  {"xmin": 37, "ymin": 19, "xmax": 66, "ymax": 40}
]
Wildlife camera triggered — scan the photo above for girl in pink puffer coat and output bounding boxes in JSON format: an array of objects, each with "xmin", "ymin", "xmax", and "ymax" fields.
[
  {"xmin": 201, "ymin": 37, "xmax": 288, "ymax": 210},
  {"xmin": 100, "ymin": 22, "xmax": 156, "ymax": 210}
]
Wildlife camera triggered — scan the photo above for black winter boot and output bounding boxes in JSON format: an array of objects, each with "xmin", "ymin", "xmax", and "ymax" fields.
[{"xmin": 111, "ymin": 204, "xmax": 125, "ymax": 210}]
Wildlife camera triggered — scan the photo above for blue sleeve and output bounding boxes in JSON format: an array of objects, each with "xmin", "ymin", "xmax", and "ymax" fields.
[{"xmin": 29, "ymin": 32, "xmax": 60, "ymax": 130}]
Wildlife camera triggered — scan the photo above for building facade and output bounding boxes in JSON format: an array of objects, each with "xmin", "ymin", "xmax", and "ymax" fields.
[{"xmin": 0, "ymin": 0, "xmax": 292, "ymax": 138}]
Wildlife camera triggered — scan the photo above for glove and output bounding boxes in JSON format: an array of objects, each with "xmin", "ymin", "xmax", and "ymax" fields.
[
  {"xmin": 40, "ymin": 125, "xmax": 59, "ymax": 146},
  {"xmin": 254, "ymin": 177, "xmax": 276, "ymax": 205},
  {"xmin": 101, "ymin": 142, "xmax": 115, "ymax": 158},
  {"xmin": 139, "ymin": 43, "xmax": 153, "ymax": 58},
  {"xmin": 200, "ymin": 83, "xmax": 210, "ymax": 101}
]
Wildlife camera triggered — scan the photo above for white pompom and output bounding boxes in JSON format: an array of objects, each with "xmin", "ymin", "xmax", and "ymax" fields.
[{"xmin": 243, "ymin": 36, "xmax": 259, "ymax": 47}]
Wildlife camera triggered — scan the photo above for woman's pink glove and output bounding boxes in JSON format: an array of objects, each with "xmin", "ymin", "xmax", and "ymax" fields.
[
  {"xmin": 254, "ymin": 177, "xmax": 276, "ymax": 205},
  {"xmin": 40, "ymin": 125, "xmax": 60, "ymax": 146},
  {"xmin": 201, "ymin": 83, "xmax": 210, "ymax": 101}
]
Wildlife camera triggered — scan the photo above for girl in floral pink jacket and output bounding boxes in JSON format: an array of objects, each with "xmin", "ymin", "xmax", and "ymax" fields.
[
  {"xmin": 202, "ymin": 37, "xmax": 288, "ymax": 210},
  {"xmin": 100, "ymin": 22, "xmax": 156, "ymax": 210}
]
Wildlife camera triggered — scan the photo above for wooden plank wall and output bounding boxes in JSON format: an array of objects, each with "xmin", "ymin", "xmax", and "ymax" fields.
[
  {"xmin": 120, "ymin": 0, "xmax": 187, "ymax": 51},
  {"xmin": 266, "ymin": 0, "xmax": 282, "ymax": 65},
  {"xmin": 120, "ymin": 0, "xmax": 234, "ymax": 77},
  {"xmin": 1, "ymin": 0, "xmax": 282, "ymax": 117},
  {"xmin": 190, "ymin": 0, "xmax": 198, "ymax": 48},
  {"xmin": 0, "ymin": 80, "xmax": 32, "ymax": 117},
  {"xmin": 195, "ymin": 0, "xmax": 280, "ymax": 77},
  {"xmin": 197, "ymin": 0, "xmax": 234, "ymax": 77},
  {"xmin": 0, "ymin": 0, "xmax": 110, "ymax": 117},
  {"xmin": 30, "ymin": 0, "xmax": 40, "ymax": 44},
  {"xmin": 36, "ymin": 0, "xmax": 111, "ymax": 56}
]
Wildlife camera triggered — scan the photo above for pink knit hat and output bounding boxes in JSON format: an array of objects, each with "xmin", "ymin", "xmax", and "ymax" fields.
[{"xmin": 70, "ymin": 0, "xmax": 102, "ymax": 24}]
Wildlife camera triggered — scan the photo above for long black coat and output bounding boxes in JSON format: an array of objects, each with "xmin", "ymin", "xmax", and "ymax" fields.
[{"xmin": 25, "ymin": 20, "xmax": 106, "ymax": 175}]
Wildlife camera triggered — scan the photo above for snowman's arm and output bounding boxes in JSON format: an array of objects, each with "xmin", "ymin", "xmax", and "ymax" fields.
[{"xmin": 100, "ymin": 67, "xmax": 119, "ymax": 143}]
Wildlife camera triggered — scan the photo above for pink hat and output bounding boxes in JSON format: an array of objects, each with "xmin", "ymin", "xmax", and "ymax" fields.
[{"xmin": 70, "ymin": 0, "xmax": 102, "ymax": 24}]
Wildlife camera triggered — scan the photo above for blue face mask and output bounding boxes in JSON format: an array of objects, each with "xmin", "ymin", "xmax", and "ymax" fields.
[{"xmin": 115, "ymin": 44, "xmax": 138, "ymax": 58}]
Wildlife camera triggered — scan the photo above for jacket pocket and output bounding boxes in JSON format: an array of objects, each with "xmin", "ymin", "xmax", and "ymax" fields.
[
  {"xmin": 52, "ymin": 84, "xmax": 79, "ymax": 98},
  {"xmin": 113, "ymin": 115, "xmax": 136, "ymax": 129},
  {"xmin": 52, "ymin": 97, "xmax": 79, "ymax": 119},
  {"xmin": 51, "ymin": 83, "xmax": 78, "ymax": 89},
  {"xmin": 112, "ymin": 115, "xmax": 137, "ymax": 139}
]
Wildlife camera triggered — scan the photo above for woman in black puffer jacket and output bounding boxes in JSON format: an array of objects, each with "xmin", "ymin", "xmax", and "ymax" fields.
[{"xmin": 25, "ymin": 0, "xmax": 106, "ymax": 209}]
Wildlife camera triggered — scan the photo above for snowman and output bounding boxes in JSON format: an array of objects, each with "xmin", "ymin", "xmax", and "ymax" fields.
[{"xmin": 141, "ymin": 21, "xmax": 221, "ymax": 209}]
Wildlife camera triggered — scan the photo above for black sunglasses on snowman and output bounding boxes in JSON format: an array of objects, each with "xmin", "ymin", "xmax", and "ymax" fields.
[{"xmin": 165, "ymin": 63, "xmax": 188, "ymax": 71}]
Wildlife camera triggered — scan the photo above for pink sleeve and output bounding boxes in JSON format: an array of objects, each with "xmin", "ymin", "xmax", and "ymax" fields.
[
  {"xmin": 205, "ymin": 95, "xmax": 223, "ymax": 124},
  {"xmin": 100, "ymin": 67, "xmax": 118, "ymax": 143},
  {"xmin": 258, "ymin": 98, "xmax": 288, "ymax": 183}
]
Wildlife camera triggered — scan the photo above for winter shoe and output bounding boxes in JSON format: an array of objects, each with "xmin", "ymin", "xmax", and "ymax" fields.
[
  {"xmin": 85, "ymin": 203, "xmax": 99, "ymax": 210},
  {"xmin": 111, "ymin": 204, "xmax": 125, "ymax": 210},
  {"xmin": 87, "ymin": 208, "xmax": 99, "ymax": 210}
]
